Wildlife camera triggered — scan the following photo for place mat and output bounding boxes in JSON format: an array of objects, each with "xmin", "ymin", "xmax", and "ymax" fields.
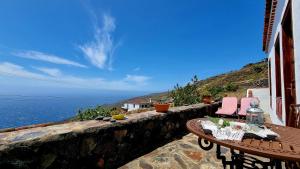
[{"xmin": 199, "ymin": 120, "xmax": 279, "ymax": 141}]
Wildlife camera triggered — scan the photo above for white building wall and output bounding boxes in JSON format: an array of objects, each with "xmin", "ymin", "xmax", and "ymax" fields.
[
  {"xmin": 268, "ymin": 0, "xmax": 286, "ymax": 51},
  {"xmin": 267, "ymin": 0, "xmax": 288, "ymax": 126},
  {"xmin": 267, "ymin": 0, "xmax": 300, "ymax": 125},
  {"xmin": 247, "ymin": 88, "xmax": 271, "ymax": 114},
  {"xmin": 122, "ymin": 103, "xmax": 140, "ymax": 111},
  {"xmin": 268, "ymin": 48, "xmax": 285, "ymax": 125}
]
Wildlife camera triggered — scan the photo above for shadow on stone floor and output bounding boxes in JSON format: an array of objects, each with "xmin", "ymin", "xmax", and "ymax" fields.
[
  {"xmin": 119, "ymin": 133, "xmax": 226, "ymax": 169},
  {"xmin": 119, "ymin": 133, "xmax": 282, "ymax": 169}
]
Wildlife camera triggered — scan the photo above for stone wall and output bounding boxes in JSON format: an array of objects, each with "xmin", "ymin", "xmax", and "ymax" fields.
[{"xmin": 0, "ymin": 103, "xmax": 219, "ymax": 169}]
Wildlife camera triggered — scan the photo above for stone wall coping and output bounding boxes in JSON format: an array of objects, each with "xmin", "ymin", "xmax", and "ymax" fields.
[{"xmin": 0, "ymin": 103, "xmax": 209, "ymax": 151}]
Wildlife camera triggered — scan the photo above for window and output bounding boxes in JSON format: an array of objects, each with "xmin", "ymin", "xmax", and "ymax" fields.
[
  {"xmin": 268, "ymin": 58, "xmax": 272, "ymax": 108},
  {"xmin": 275, "ymin": 36, "xmax": 282, "ymax": 98},
  {"xmin": 275, "ymin": 36, "xmax": 282, "ymax": 120}
]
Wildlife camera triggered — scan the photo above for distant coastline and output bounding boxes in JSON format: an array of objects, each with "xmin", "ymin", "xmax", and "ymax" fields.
[{"xmin": 0, "ymin": 94, "xmax": 132, "ymax": 129}]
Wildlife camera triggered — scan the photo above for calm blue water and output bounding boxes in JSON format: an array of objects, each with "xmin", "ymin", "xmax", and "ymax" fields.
[{"xmin": 0, "ymin": 94, "xmax": 132, "ymax": 129}]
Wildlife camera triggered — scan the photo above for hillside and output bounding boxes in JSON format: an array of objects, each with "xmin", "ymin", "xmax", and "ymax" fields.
[
  {"xmin": 196, "ymin": 59, "xmax": 268, "ymax": 99},
  {"xmin": 75, "ymin": 60, "xmax": 268, "ymax": 120},
  {"xmin": 118, "ymin": 59, "xmax": 268, "ymax": 105}
]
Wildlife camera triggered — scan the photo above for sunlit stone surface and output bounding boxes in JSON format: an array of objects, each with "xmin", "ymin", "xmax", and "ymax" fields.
[{"xmin": 0, "ymin": 103, "xmax": 222, "ymax": 169}]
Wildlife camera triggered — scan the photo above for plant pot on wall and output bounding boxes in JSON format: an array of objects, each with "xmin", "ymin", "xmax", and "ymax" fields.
[
  {"xmin": 154, "ymin": 103, "xmax": 170, "ymax": 113},
  {"xmin": 202, "ymin": 95, "xmax": 212, "ymax": 104}
]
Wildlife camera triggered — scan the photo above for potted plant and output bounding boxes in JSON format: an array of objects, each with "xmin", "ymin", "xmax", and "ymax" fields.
[
  {"xmin": 154, "ymin": 99, "xmax": 170, "ymax": 113},
  {"xmin": 201, "ymin": 90, "xmax": 212, "ymax": 104}
]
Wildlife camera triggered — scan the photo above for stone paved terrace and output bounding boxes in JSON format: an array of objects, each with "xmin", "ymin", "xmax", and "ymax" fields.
[
  {"xmin": 120, "ymin": 133, "xmax": 283, "ymax": 169},
  {"xmin": 119, "ymin": 113, "xmax": 275, "ymax": 169},
  {"xmin": 120, "ymin": 133, "xmax": 228, "ymax": 169}
]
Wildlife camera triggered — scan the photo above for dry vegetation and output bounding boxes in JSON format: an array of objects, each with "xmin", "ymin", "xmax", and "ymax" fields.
[
  {"xmin": 196, "ymin": 60, "xmax": 268, "ymax": 100},
  {"xmin": 122, "ymin": 60, "xmax": 268, "ymax": 104},
  {"xmin": 75, "ymin": 60, "xmax": 269, "ymax": 119}
]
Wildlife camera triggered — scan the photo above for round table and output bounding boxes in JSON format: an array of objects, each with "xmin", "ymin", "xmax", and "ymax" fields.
[{"xmin": 186, "ymin": 118, "xmax": 300, "ymax": 169}]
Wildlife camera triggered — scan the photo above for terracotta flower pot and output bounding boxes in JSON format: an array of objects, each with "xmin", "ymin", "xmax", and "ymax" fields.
[
  {"xmin": 154, "ymin": 103, "xmax": 170, "ymax": 112},
  {"xmin": 202, "ymin": 95, "xmax": 212, "ymax": 104}
]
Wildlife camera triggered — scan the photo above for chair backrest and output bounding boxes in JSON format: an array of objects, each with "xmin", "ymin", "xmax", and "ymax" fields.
[
  {"xmin": 222, "ymin": 97, "xmax": 238, "ymax": 111},
  {"xmin": 239, "ymin": 97, "xmax": 255, "ymax": 115}
]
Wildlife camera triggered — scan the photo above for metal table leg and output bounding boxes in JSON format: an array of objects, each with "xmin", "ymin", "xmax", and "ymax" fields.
[
  {"xmin": 274, "ymin": 160, "xmax": 282, "ymax": 169},
  {"xmin": 197, "ymin": 137, "xmax": 282, "ymax": 169}
]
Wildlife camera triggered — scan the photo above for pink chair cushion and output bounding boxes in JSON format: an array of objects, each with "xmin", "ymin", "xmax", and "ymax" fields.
[
  {"xmin": 216, "ymin": 97, "xmax": 238, "ymax": 115},
  {"xmin": 238, "ymin": 97, "xmax": 259, "ymax": 116}
]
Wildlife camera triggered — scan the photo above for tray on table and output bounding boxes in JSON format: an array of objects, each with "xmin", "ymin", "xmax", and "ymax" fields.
[{"xmin": 200, "ymin": 119, "xmax": 279, "ymax": 141}]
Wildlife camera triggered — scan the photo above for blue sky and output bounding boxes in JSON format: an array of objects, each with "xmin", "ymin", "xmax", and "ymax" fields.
[{"xmin": 0, "ymin": 0, "xmax": 265, "ymax": 95}]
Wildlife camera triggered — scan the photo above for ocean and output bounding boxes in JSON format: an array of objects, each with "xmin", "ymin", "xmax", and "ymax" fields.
[{"xmin": 0, "ymin": 94, "xmax": 133, "ymax": 129}]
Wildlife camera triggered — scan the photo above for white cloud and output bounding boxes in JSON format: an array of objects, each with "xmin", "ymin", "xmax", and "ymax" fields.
[
  {"xmin": 34, "ymin": 67, "xmax": 62, "ymax": 77},
  {"xmin": 0, "ymin": 62, "xmax": 150, "ymax": 91},
  {"xmin": 79, "ymin": 14, "xmax": 118, "ymax": 70},
  {"xmin": 124, "ymin": 74, "xmax": 151, "ymax": 84},
  {"xmin": 12, "ymin": 50, "xmax": 87, "ymax": 68},
  {"xmin": 0, "ymin": 62, "xmax": 46, "ymax": 80}
]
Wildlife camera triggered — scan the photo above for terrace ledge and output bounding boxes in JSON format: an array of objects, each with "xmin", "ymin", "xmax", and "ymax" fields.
[{"xmin": 0, "ymin": 103, "xmax": 219, "ymax": 169}]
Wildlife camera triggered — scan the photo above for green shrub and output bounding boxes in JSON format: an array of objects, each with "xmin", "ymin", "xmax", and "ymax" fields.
[
  {"xmin": 224, "ymin": 83, "xmax": 238, "ymax": 92},
  {"xmin": 76, "ymin": 106, "xmax": 115, "ymax": 121},
  {"xmin": 170, "ymin": 75, "xmax": 201, "ymax": 106},
  {"xmin": 253, "ymin": 65, "xmax": 263, "ymax": 73},
  {"xmin": 208, "ymin": 86, "xmax": 224, "ymax": 97}
]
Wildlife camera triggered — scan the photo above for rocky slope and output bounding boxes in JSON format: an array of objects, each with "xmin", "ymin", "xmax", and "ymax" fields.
[{"xmin": 114, "ymin": 59, "xmax": 268, "ymax": 106}]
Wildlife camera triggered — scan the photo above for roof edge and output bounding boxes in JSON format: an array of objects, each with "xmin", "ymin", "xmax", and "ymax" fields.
[{"xmin": 263, "ymin": 0, "xmax": 278, "ymax": 52}]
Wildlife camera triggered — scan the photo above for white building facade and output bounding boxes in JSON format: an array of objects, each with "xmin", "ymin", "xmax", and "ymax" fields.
[
  {"xmin": 122, "ymin": 102, "xmax": 152, "ymax": 112},
  {"xmin": 264, "ymin": 0, "xmax": 300, "ymax": 126}
]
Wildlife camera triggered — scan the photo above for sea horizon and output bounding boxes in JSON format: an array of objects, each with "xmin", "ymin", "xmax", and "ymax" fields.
[{"xmin": 0, "ymin": 92, "xmax": 143, "ymax": 129}]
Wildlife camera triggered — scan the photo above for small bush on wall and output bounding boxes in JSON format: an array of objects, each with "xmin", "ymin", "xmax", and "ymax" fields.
[
  {"xmin": 76, "ymin": 106, "xmax": 118, "ymax": 121},
  {"xmin": 170, "ymin": 75, "xmax": 201, "ymax": 106}
]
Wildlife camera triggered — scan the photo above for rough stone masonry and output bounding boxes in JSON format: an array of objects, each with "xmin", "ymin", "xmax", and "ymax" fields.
[{"xmin": 0, "ymin": 103, "xmax": 219, "ymax": 169}]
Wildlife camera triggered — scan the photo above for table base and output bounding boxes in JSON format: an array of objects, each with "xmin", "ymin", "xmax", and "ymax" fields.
[{"xmin": 198, "ymin": 138, "xmax": 283, "ymax": 169}]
